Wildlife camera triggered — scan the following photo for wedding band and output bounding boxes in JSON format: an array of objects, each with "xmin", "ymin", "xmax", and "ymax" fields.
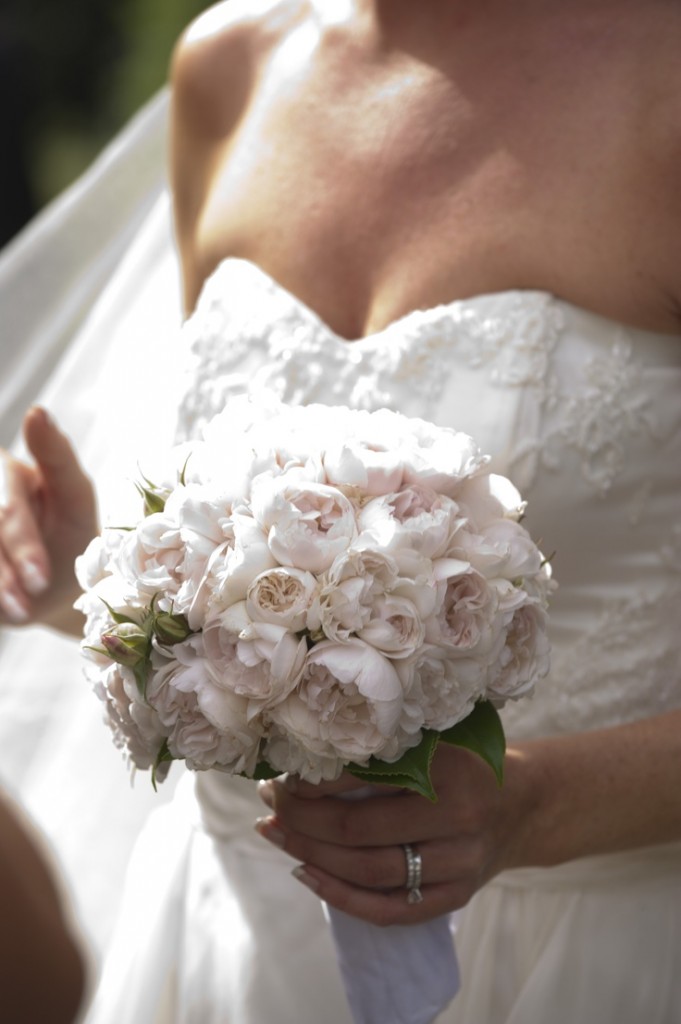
[{"xmin": 402, "ymin": 843, "xmax": 423, "ymax": 904}]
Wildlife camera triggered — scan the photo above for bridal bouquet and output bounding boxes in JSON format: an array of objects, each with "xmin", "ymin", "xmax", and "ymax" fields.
[
  {"xmin": 76, "ymin": 396, "xmax": 553, "ymax": 795},
  {"xmin": 76, "ymin": 395, "xmax": 554, "ymax": 1024}
]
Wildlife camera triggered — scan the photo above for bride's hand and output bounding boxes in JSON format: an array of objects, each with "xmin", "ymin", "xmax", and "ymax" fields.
[
  {"xmin": 0, "ymin": 407, "xmax": 98, "ymax": 632},
  {"xmin": 256, "ymin": 744, "xmax": 533, "ymax": 925}
]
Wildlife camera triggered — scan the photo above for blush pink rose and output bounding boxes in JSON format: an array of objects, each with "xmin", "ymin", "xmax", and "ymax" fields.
[
  {"xmin": 266, "ymin": 640, "xmax": 403, "ymax": 780},
  {"xmin": 252, "ymin": 476, "xmax": 358, "ymax": 573}
]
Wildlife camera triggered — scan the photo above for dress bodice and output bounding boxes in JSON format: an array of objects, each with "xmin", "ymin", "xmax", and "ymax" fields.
[{"xmin": 176, "ymin": 258, "xmax": 681, "ymax": 740}]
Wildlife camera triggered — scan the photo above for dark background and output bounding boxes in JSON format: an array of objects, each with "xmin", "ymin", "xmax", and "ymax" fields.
[{"xmin": 0, "ymin": 0, "xmax": 207, "ymax": 246}]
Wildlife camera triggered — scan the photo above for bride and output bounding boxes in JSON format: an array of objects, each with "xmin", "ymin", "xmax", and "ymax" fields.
[{"xmin": 0, "ymin": 1, "xmax": 680, "ymax": 1021}]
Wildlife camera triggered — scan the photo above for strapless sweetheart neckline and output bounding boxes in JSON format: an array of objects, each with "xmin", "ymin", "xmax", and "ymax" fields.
[{"xmin": 197, "ymin": 256, "xmax": 678, "ymax": 347}]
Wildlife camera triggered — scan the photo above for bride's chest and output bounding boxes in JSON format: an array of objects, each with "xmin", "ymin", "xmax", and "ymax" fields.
[{"xmin": 192, "ymin": 34, "xmax": 678, "ymax": 338}]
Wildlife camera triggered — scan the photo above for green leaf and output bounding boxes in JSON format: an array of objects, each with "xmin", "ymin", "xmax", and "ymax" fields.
[
  {"xmin": 249, "ymin": 761, "xmax": 281, "ymax": 781},
  {"xmin": 347, "ymin": 730, "xmax": 441, "ymax": 802},
  {"xmin": 439, "ymin": 700, "xmax": 506, "ymax": 786},
  {"xmin": 152, "ymin": 609, "xmax": 193, "ymax": 645},
  {"xmin": 135, "ymin": 481, "xmax": 167, "ymax": 516},
  {"xmin": 132, "ymin": 659, "xmax": 150, "ymax": 699},
  {"xmin": 151, "ymin": 740, "xmax": 174, "ymax": 792},
  {"xmin": 99, "ymin": 598, "xmax": 139, "ymax": 627},
  {"xmin": 178, "ymin": 453, "xmax": 192, "ymax": 487}
]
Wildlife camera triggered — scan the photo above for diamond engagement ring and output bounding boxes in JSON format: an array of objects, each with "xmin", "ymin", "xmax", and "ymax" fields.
[{"xmin": 402, "ymin": 843, "xmax": 423, "ymax": 904}]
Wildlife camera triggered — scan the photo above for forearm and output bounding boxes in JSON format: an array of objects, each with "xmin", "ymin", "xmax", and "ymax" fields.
[
  {"xmin": 0, "ymin": 793, "xmax": 86, "ymax": 1024},
  {"xmin": 258, "ymin": 707, "xmax": 681, "ymax": 925},
  {"xmin": 505, "ymin": 708, "xmax": 681, "ymax": 871}
]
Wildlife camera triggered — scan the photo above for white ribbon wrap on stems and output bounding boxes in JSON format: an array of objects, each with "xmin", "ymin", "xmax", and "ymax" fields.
[
  {"xmin": 322, "ymin": 786, "xmax": 460, "ymax": 1023},
  {"xmin": 324, "ymin": 904, "xmax": 460, "ymax": 1024}
]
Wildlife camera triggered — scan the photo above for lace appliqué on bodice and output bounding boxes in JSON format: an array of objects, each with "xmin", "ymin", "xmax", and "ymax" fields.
[
  {"xmin": 175, "ymin": 259, "xmax": 681, "ymax": 739},
  {"xmin": 176, "ymin": 261, "xmax": 562, "ymax": 466}
]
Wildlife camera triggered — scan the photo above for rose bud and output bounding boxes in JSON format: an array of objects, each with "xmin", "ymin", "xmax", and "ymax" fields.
[
  {"xmin": 101, "ymin": 622, "xmax": 151, "ymax": 667},
  {"xmin": 153, "ymin": 611, "xmax": 192, "ymax": 646}
]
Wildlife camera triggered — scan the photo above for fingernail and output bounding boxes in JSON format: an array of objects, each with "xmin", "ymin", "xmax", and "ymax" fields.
[
  {"xmin": 22, "ymin": 561, "xmax": 49, "ymax": 596},
  {"xmin": 1, "ymin": 591, "xmax": 30, "ymax": 624},
  {"xmin": 30, "ymin": 406, "xmax": 52, "ymax": 429},
  {"xmin": 292, "ymin": 866, "xmax": 320, "ymax": 894},
  {"xmin": 254, "ymin": 817, "xmax": 286, "ymax": 848},
  {"xmin": 284, "ymin": 774, "xmax": 299, "ymax": 793},
  {"xmin": 257, "ymin": 780, "xmax": 275, "ymax": 807}
]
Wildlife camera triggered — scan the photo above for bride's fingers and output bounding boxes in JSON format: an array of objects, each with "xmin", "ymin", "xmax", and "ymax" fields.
[
  {"xmin": 23, "ymin": 407, "xmax": 96, "ymax": 526},
  {"xmin": 255, "ymin": 816, "xmax": 462, "ymax": 890},
  {"xmin": 0, "ymin": 456, "xmax": 51, "ymax": 608},
  {"xmin": 289, "ymin": 864, "xmax": 470, "ymax": 926},
  {"xmin": 259, "ymin": 779, "xmax": 449, "ymax": 847},
  {"xmin": 272, "ymin": 773, "xmax": 385, "ymax": 800},
  {"xmin": 0, "ymin": 548, "xmax": 31, "ymax": 623}
]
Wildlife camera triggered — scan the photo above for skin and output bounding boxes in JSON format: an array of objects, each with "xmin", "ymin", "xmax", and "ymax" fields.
[
  {"xmin": 1, "ymin": 0, "xmax": 680, "ymax": 925},
  {"xmin": 0, "ymin": 789, "xmax": 86, "ymax": 1024}
]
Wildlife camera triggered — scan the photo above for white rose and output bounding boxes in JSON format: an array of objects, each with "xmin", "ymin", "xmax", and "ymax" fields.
[
  {"xmin": 252, "ymin": 476, "xmax": 358, "ymax": 573},
  {"xmin": 322, "ymin": 438, "xmax": 405, "ymax": 496},
  {"xmin": 358, "ymin": 485, "xmax": 465, "ymax": 559},
  {"xmin": 75, "ymin": 532, "xmax": 123, "ymax": 591},
  {"xmin": 235, "ymin": 621, "xmax": 308, "ymax": 710},
  {"xmin": 201, "ymin": 600, "xmax": 251, "ymax": 671},
  {"xmin": 267, "ymin": 640, "xmax": 403, "ymax": 773},
  {"xmin": 455, "ymin": 472, "xmax": 526, "ymax": 528},
  {"xmin": 168, "ymin": 483, "xmax": 230, "ymax": 553},
  {"xmin": 185, "ymin": 412, "xmax": 281, "ymax": 503},
  {"xmin": 203, "ymin": 513, "xmax": 278, "ymax": 618},
  {"xmin": 153, "ymin": 633, "xmax": 246, "ymax": 732},
  {"xmin": 150, "ymin": 636, "xmax": 262, "ymax": 773},
  {"xmin": 396, "ymin": 645, "xmax": 484, "ymax": 734},
  {"xmin": 202, "ymin": 604, "xmax": 306, "ymax": 713},
  {"xmin": 173, "ymin": 711, "xmax": 261, "ymax": 775},
  {"xmin": 523, "ymin": 558, "xmax": 557, "ymax": 608},
  {"xmin": 246, "ymin": 566, "xmax": 320, "ymax": 632},
  {"xmin": 176, "ymin": 538, "xmax": 225, "ymax": 629},
  {"xmin": 201, "ymin": 394, "xmax": 325, "ymax": 476},
  {"xmin": 318, "ymin": 575, "xmax": 373, "ymax": 641},
  {"xmin": 400, "ymin": 422, "xmax": 489, "ymax": 496},
  {"xmin": 77, "ymin": 573, "xmax": 142, "ymax": 636},
  {"xmin": 357, "ymin": 593, "xmax": 425, "ymax": 659},
  {"xmin": 426, "ymin": 564, "xmax": 503, "ymax": 657},
  {"xmin": 319, "ymin": 545, "xmax": 399, "ymax": 641},
  {"xmin": 472, "ymin": 519, "xmax": 542, "ymax": 580},
  {"xmin": 326, "ymin": 543, "xmax": 399, "ymax": 592},
  {"xmin": 485, "ymin": 602, "xmax": 551, "ymax": 703},
  {"xmin": 88, "ymin": 661, "xmax": 167, "ymax": 773},
  {"xmin": 167, "ymin": 486, "xmax": 243, "ymax": 620},
  {"xmin": 113, "ymin": 514, "xmax": 184, "ymax": 602},
  {"xmin": 263, "ymin": 727, "xmax": 344, "ymax": 783}
]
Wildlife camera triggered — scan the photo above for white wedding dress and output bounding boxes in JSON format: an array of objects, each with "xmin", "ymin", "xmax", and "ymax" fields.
[
  {"xmin": 84, "ymin": 258, "xmax": 680, "ymax": 1024},
  {"xmin": 1, "ymin": 97, "xmax": 680, "ymax": 1024}
]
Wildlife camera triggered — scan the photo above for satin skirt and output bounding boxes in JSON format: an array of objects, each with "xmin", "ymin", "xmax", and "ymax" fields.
[{"xmin": 82, "ymin": 770, "xmax": 681, "ymax": 1024}]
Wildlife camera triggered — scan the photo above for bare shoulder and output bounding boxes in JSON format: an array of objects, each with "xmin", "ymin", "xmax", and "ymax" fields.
[
  {"xmin": 641, "ymin": 5, "xmax": 681, "ymax": 323},
  {"xmin": 596, "ymin": 2, "xmax": 681, "ymax": 329},
  {"xmin": 170, "ymin": 0, "xmax": 310, "ymax": 306},
  {"xmin": 170, "ymin": 0, "xmax": 308, "ymax": 137}
]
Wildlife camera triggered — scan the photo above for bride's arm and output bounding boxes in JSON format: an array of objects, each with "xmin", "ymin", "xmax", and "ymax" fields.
[
  {"xmin": 257, "ymin": 708, "xmax": 681, "ymax": 924},
  {"xmin": 0, "ymin": 788, "xmax": 86, "ymax": 1024},
  {"xmin": 169, "ymin": 3, "xmax": 264, "ymax": 316},
  {"xmin": 0, "ymin": 407, "xmax": 97, "ymax": 635}
]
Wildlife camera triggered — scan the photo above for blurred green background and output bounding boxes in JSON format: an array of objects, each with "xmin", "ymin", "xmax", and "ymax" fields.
[{"xmin": 0, "ymin": 0, "xmax": 208, "ymax": 246}]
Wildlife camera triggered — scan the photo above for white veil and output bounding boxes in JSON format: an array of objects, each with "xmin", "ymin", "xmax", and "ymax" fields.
[{"xmin": 0, "ymin": 90, "xmax": 185, "ymax": 968}]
